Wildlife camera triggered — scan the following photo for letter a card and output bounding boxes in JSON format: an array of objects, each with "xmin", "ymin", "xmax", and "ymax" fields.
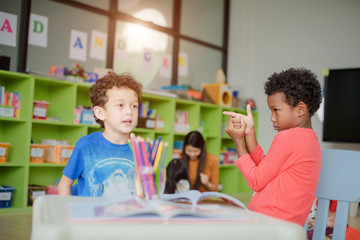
[{"xmin": 0, "ymin": 11, "xmax": 17, "ymax": 47}]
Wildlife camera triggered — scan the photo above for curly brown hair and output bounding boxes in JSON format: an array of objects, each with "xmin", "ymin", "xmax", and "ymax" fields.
[
  {"xmin": 264, "ymin": 68, "xmax": 322, "ymax": 116},
  {"xmin": 90, "ymin": 72, "xmax": 142, "ymax": 128}
]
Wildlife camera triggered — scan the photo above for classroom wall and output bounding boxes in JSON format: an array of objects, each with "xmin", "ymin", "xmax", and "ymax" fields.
[{"xmin": 227, "ymin": 0, "xmax": 360, "ymax": 151}]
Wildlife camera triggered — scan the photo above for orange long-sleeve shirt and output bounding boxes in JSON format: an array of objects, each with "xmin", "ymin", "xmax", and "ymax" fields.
[
  {"xmin": 235, "ymin": 127, "xmax": 321, "ymax": 226},
  {"xmin": 188, "ymin": 153, "xmax": 219, "ymax": 192}
]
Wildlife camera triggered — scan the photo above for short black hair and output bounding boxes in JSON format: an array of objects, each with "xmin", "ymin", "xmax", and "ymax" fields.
[
  {"xmin": 264, "ymin": 68, "xmax": 322, "ymax": 116},
  {"xmin": 164, "ymin": 158, "xmax": 189, "ymax": 194}
]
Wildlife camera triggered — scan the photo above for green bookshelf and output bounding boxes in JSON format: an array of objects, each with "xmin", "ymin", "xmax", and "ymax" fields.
[{"xmin": 0, "ymin": 70, "xmax": 258, "ymax": 214}]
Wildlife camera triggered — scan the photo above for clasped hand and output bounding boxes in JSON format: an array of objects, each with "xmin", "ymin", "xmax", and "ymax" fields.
[{"xmin": 223, "ymin": 104, "xmax": 255, "ymax": 140}]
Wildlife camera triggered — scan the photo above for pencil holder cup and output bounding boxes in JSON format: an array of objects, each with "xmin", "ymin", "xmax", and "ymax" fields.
[
  {"xmin": 127, "ymin": 168, "xmax": 137, "ymax": 196},
  {"xmin": 137, "ymin": 166, "xmax": 157, "ymax": 201}
]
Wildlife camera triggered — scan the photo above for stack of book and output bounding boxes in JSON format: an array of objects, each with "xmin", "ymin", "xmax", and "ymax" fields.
[{"xmin": 0, "ymin": 85, "xmax": 21, "ymax": 118}]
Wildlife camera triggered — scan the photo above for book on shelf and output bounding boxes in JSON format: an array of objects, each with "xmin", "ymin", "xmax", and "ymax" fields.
[
  {"xmin": 160, "ymin": 190, "xmax": 246, "ymax": 209},
  {"xmin": 66, "ymin": 194, "xmax": 252, "ymax": 223}
]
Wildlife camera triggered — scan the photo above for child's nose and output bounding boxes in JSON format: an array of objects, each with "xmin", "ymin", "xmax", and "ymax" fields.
[
  {"xmin": 270, "ymin": 114, "xmax": 276, "ymax": 122},
  {"xmin": 125, "ymin": 105, "xmax": 132, "ymax": 114}
]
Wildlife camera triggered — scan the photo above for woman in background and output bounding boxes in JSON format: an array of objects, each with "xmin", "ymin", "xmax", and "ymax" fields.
[{"xmin": 182, "ymin": 131, "xmax": 219, "ymax": 192}]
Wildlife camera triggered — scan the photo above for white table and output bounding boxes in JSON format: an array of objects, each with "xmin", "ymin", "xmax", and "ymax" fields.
[{"xmin": 31, "ymin": 195, "xmax": 306, "ymax": 240}]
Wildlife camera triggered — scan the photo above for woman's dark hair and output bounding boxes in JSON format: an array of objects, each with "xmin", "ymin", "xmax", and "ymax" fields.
[
  {"xmin": 182, "ymin": 131, "xmax": 206, "ymax": 190},
  {"xmin": 164, "ymin": 158, "xmax": 189, "ymax": 194},
  {"xmin": 264, "ymin": 68, "xmax": 322, "ymax": 116}
]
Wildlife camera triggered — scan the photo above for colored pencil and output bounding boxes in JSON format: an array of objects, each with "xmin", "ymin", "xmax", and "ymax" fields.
[
  {"xmin": 130, "ymin": 135, "xmax": 151, "ymax": 200},
  {"xmin": 139, "ymin": 140, "xmax": 157, "ymax": 197},
  {"xmin": 153, "ymin": 141, "xmax": 164, "ymax": 172}
]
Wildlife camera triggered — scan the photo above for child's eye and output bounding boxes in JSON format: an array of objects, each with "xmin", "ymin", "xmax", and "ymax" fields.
[
  {"xmin": 117, "ymin": 104, "xmax": 123, "ymax": 108},
  {"xmin": 132, "ymin": 104, "xmax": 138, "ymax": 109},
  {"xmin": 274, "ymin": 108, "xmax": 279, "ymax": 112}
]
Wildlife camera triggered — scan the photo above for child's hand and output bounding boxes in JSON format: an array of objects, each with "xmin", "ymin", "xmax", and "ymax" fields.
[
  {"xmin": 225, "ymin": 113, "xmax": 242, "ymax": 129},
  {"xmin": 223, "ymin": 104, "xmax": 255, "ymax": 135},
  {"xmin": 224, "ymin": 114, "xmax": 246, "ymax": 140},
  {"xmin": 200, "ymin": 173, "xmax": 209, "ymax": 185}
]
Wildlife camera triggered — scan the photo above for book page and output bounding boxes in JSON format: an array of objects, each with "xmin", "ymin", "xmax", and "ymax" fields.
[
  {"xmin": 67, "ymin": 197, "xmax": 158, "ymax": 220},
  {"xmin": 160, "ymin": 190, "xmax": 246, "ymax": 209},
  {"xmin": 148, "ymin": 200, "xmax": 251, "ymax": 220},
  {"xmin": 197, "ymin": 191, "xmax": 246, "ymax": 209},
  {"xmin": 160, "ymin": 190, "xmax": 201, "ymax": 206},
  {"xmin": 66, "ymin": 194, "xmax": 251, "ymax": 222}
]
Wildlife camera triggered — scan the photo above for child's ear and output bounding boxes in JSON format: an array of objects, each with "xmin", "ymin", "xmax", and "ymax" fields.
[
  {"xmin": 93, "ymin": 106, "xmax": 105, "ymax": 121},
  {"xmin": 296, "ymin": 101, "xmax": 307, "ymax": 117}
]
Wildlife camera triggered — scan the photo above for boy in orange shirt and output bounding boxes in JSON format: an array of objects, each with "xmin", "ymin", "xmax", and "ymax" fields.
[{"xmin": 223, "ymin": 68, "xmax": 322, "ymax": 226}]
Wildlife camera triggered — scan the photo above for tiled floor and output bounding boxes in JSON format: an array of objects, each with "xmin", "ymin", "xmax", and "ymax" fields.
[{"xmin": 0, "ymin": 203, "xmax": 359, "ymax": 240}]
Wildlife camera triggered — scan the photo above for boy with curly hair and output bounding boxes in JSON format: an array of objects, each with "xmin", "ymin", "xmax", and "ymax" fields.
[
  {"xmin": 223, "ymin": 68, "xmax": 322, "ymax": 226},
  {"xmin": 58, "ymin": 72, "xmax": 142, "ymax": 197}
]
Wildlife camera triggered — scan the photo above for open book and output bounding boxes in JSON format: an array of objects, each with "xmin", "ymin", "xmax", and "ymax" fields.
[
  {"xmin": 160, "ymin": 190, "xmax": 246, "ymax": 209},
  {"xmin": 66, "ymin": 195, "xmax": 251, "ymax": 223}
]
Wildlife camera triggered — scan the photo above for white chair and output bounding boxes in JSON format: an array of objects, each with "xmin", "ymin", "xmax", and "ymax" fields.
[{"xmin": 309, "ymin": 149, "xmax": 360, "ymax": 240}]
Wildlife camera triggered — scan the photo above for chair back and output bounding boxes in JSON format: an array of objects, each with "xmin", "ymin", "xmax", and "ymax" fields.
[{"xmin": 312, "ymin": 149, "xmax": 360, "ymax": 240}]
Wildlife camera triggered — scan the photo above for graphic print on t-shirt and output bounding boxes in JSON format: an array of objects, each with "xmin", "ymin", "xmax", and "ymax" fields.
[{"xmin": 87, "ymin": 157, "xmax": 135, "ymax": 197}]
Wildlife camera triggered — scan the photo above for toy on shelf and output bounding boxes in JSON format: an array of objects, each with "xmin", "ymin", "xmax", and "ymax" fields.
[
  {"xmin": 42, "ymin": 139, "xmax": 74, "ymax": 164},
  {"xmin": 137, "ymin": 101, "xmax": 156, "ymax": 129},
  {"xmin": 74, "ymin": 106, "xmax": 96, "ymax": 125},
  {"xmin": 220, "ymin": 147, "xmax": 238, "ymax": 165},
  {"xmin": 28, "ymin": 185, "xmax": 47, "ymax": 206},
  {"xmin": 174, "ymin": 110, "xmax": 190, "ymax": 133},
  {"xmin": 30, "ymin": 144, "xmax": 47, "ymax": 163},
  {"xmin": 243, "ymin": 98, "xmax": 256, "ymax": 110},
  {"xmin": 0, "ymin": 185, "xmax": 15, "ymax": 208},
  {"xmin": 33, "ymin": 100, "xmax": 49, "ymax": 120},
  {"xmin": 0, "ymin": 142, "xmax": 10, "ymax": 163}
]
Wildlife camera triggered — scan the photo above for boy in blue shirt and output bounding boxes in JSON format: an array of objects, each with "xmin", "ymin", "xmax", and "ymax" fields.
[{"xmin": 58, "ymin": 72, "xmax": 142, "ymax": 197}]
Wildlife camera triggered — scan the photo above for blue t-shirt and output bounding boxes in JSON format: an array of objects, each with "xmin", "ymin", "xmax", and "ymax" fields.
[{"xmin": 63, "ymin": 132, "xmax": 135, "ymax": 197}]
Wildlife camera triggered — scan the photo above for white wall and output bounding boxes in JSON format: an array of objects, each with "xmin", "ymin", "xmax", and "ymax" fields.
[{"xmin": 228, "ymin": 0, "xmax": 360, "ymax": 151}]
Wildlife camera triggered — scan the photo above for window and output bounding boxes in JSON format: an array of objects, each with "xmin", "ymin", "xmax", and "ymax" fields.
[{"xmin": 2, "ymin": 0, "xmax": 229, "ymax": 89}]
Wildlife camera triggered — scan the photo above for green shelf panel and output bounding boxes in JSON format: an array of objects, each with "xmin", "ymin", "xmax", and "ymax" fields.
[
  {"xmin": 219, "ymin": 166, "xmax": 252, "ymax": 194},
  {"xmin": 204, "ymin": 137, "xmax": 221, "ymax": 157},
  {"xmin": 219, "ymin": 164, "xmax": 236, "ymax": 168},
  {"xmin": 0, "ymin": 206, "xmax": 32, "ymax": 214},
  {"xmin": 132, "ymin": 131, "xmax": 155, "ymax": 140},
  {"xmin": 0, "ymin": 120, "xmax": 31, "ymax": 164},
  {"xmin": 0, "ymin": 162, "xmax": 23, "ymax": 167},
  {"xmin": 0, "ymin": 117, "xmax": 27, "ymax": 123},
  {"xmin": 31, "ymin": 122, "xmax": 87, "ymax": 145},
  {"xmin": 87, "ymin": 125, "xmax": 101, "ymax": 135},
  {"xmin": 140, "ymin": 94, "xmax": 175, "ymax": 133},
  {"xmin": 29, "ymin": 163, "xmax": 66, "ymax": 167},
  {"xmin": 175, "ymin": 100, "xmax": 200, "ymax": 132},
  {"xmin": 0, "ymin": 166, "xmax": 27, "ymax": 209},
  {"xmin": 29, "ymin": 166, "xmax": 63, "ymax": 186},
  {"xmin": 199, "ymin": 105, "xmax": 222, "ymax": 136},
  {"xmin": 34, "ymin": 77, "xmax": 76, "ymax": 123},
  {"xmin": 174, "ymin": 132, "xmax": 187, "ymax": 137},
  {"xmin": 0, "ymin": 70, "xmax": 34, "ymax": 120},
  {"xmin": 76, "ymin": 83, "xmax": 92, "ymax": 107},
  {"xmin": 221, "ymin": 138, "xmax": 235, "ymax": 150}
]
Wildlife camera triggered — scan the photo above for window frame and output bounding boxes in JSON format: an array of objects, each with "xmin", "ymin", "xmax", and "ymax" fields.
[{"xmin": 18, "ymin": 0, "xmax": 230, "ymax": 85}]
